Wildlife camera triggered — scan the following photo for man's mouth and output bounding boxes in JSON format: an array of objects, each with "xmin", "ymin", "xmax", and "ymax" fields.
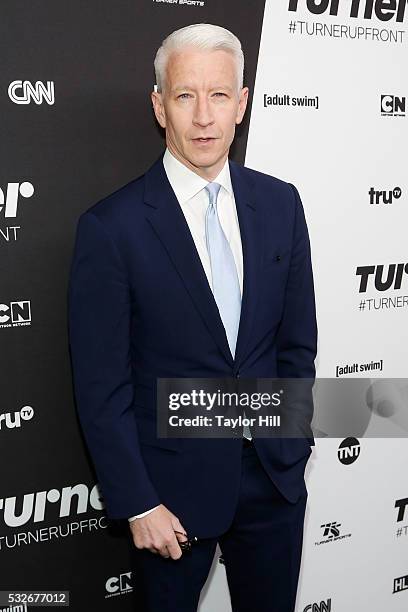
[{"xmin": 193, "ymin": 137, "xmax": 216, "ymax": 143}]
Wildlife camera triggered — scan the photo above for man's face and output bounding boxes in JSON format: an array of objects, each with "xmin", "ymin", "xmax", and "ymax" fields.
[{"xmin": 151, "ymin": 47, "xmax": 248, "ymax": 180}]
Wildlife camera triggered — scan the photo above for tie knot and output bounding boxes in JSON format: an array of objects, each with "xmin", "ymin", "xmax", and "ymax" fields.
[{"xmin": 205, "ymin": 182, "xmax": 221, "ymax": 204}]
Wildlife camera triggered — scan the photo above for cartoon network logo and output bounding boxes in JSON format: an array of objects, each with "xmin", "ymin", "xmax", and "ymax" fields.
[
  {"xmin": 0, "ymin": 405, "xmax": 34, "ymax": 431},
  {"xmin": 0, "ymin": 483, "xmax": 104, "ymax": 528},
  {"xmin": 105, "ymin": 572, "xmax": 133, "ymax": 598},
  {"xmin": 0, "ymin": 301, "xmax": 31, "ymax": 328},
  {"xmin": 8, "ymin": 80, "xmax": 55, "ymax": 105}
]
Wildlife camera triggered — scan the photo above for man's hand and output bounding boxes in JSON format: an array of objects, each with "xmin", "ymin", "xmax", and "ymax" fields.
[{"xmin": 129, "ymin": 504, "xmax": 188, "ymax": 560}]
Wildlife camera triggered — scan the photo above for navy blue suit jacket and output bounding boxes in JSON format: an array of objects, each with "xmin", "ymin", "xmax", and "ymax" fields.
[{"xmin": 68, "ymin": 151, "xmax": 318, "ymax": 538}]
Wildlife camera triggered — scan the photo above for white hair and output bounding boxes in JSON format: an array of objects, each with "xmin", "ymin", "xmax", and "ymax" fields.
[{"xmin": 153, "ymin": 23, "xmax": 244, "ymax": 95}]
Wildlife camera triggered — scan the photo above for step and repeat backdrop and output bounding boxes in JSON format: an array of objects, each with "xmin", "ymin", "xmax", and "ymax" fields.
[{"xmin": 1, "ymin": 1, "xmax": 407, "ymax": 611}]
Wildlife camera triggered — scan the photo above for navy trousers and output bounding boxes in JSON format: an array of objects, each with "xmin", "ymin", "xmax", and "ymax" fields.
[{"xmin": 130, "ymin": 441, "xmax": 308, "ymax": 612}]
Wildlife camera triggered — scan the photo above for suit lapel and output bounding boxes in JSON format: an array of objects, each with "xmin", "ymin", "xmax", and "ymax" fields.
[
  {"xmin": 143, "ymin": 152, "xmax": 263, "ymax": 369},
  {"xmin": 228, "ymin": 159, "xmax": 263, "ymax": 369}
]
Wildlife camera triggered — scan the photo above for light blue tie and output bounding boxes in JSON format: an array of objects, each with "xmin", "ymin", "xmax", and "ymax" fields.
[
  {"xmin": 205, "ymin": 182, "xmax": 251, "ymax": 439},
  {"xmin": 204, "ymin": 182, "xmax": 241, "ymax": 358}
]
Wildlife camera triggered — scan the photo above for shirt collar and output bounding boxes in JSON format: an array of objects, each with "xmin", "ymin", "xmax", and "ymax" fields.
[{"xmin": 163, "ymin": 146, "xmax": 233, "ymax": 205}]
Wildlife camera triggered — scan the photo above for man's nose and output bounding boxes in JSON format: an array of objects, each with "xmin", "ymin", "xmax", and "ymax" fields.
[{"xmin": 192, "ymin": 97, "xmax": 214, "ymax": 126}]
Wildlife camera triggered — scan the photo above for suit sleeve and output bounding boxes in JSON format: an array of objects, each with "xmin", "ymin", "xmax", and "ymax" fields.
[
  {"xmin": 275, "ymin": 184, "xmax": 318, "ymax": 445},
  {"xmin": 68, "ymin": 211, "xmax": 160, "ymax": 518}
]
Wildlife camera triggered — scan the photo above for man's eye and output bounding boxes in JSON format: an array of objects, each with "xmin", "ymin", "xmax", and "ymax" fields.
[
  {"xmin": 214, "ymin": 92, "xmax": 226, "ymax": 97},
  {"xmin": 178, "ymin": 93, "xmax": 191, "ymax": 99}
]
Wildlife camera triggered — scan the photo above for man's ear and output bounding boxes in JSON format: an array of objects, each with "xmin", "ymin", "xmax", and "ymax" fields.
[
  {"xmin": 236, "ymin": 87, "xmax": 249, "ymax": 125},
  {"xmin": 151, "ymin": 91, "xmax": 166, "ymax": 128}
]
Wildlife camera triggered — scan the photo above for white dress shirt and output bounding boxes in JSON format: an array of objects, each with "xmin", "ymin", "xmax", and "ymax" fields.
[{"xmin": 129, "ymin": 147, "xmax": 245, "ymax": 523}]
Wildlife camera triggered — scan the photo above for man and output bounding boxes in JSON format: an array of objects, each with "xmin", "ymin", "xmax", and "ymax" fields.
[{"xmin": 68, "ymin": 22, "xmax": 317, "ymax": 612}]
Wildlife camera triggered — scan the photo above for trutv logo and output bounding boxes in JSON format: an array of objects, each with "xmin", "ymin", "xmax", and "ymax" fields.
[
  {"xmin": 0, "ymin": 405, "xmax": 34, "ymax": 431},
  {"xmin": 369, "ymin": 186, "xmax": 402, "ymax": 205},
  {"xmin": 288, "ymin": 0, "xmax": 407, "ymax": 22}
]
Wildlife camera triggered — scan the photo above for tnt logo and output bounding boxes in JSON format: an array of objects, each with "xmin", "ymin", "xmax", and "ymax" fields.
[
  {"xmin": 369, "ymin": 186, "xmax": 402, "ymax": 205},
  {"xmin": 338, "ymin": 437, "xmax": 360, "ymax": 465},
  {"xmin": 8, "ymin": 80, "xmax": 55, "ymax": 105},
  {"xmin": 0, "ymin": 182, "xmax": 34, "ymax": 218},
  {"xmin": 381, "ymin": 95, "xmax": 406, "ymax": 117},
  {"xmin": 303, "ymin": 599, "xmax": 332, "ymax": 612},
  {"xmin": 105, "ymin": 572, "xmax": 133, "ymax": 598},
  {"xmin": 0, "ymin": 301, "xmax": 31, "ymax": 328}
]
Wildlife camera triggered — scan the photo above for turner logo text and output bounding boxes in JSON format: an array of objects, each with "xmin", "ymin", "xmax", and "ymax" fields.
[
  {"xmin": 0, "ymin": 182, "xmax": 34, "ymax": 218},
  {"xmin": 288, "ymin": 0, "xmax": 407, "ymax": 22},
  {"xmin": 0, "ymin": 483, "xmax": 104, "ymax": 528},
  {"xmin": 356, "ymin": 264, "xmax": 408, "ymax": 292}
]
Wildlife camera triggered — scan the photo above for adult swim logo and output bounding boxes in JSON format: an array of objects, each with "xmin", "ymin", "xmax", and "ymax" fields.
[
  {"xmin": 369, "ymin": 186, "xmax": 402, "ymax": 204},
  {"xmin": 0, "ymin": 301, "xmax": 31, "ymax": 328},
  {"xmin": 381, "ymin": 95, "xmax": 406, "ymax": 117},
  {"xmin": 0, "ymin": 406, "xmax": 34, "ymax": 432},
  {"xmin": 288, "ymin": 0, "xmax": 407, "ymax": 23},
  {"xmin": 263, "ymin": 93, "xmax": 319, "ymax": 109},
  {"xmin": 105, "ymin": 572, "xmax": 133, "ymax": 599},
  {"xmin": 8, "ymin": 81, "xmax": 55, "ymax": 105},
  {"xmin": 0, "ymin": 182, "xmax": 35, "ymax": 243}
]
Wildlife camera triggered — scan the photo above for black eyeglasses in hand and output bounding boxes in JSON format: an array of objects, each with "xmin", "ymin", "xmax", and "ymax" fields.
[{"xmin": 174, "ymin": 530, "xmax": 199, "ymax": 554}]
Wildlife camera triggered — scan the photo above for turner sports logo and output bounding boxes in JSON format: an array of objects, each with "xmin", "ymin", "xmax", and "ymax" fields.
[
  {"xmin": 288, "ymin": 0, "xmax": 407, "ymax": 23},
  {"xmin": 315, "ymin": 521, "xmax": 352, "ymax": 545},
  {"xmin": 0, "ymin": 406, "xmax": 34, "ymax": 432},
  {"xmin": 8, "ymin": 81, "xmax": 55, "ymax": 105},
  {"xmin": 0, "ymin": 301, "xmax": 31, "ymax": 328},
  {"xmin": 0, "ymin": 483, "xmax": 104, "ymax": 528}
]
